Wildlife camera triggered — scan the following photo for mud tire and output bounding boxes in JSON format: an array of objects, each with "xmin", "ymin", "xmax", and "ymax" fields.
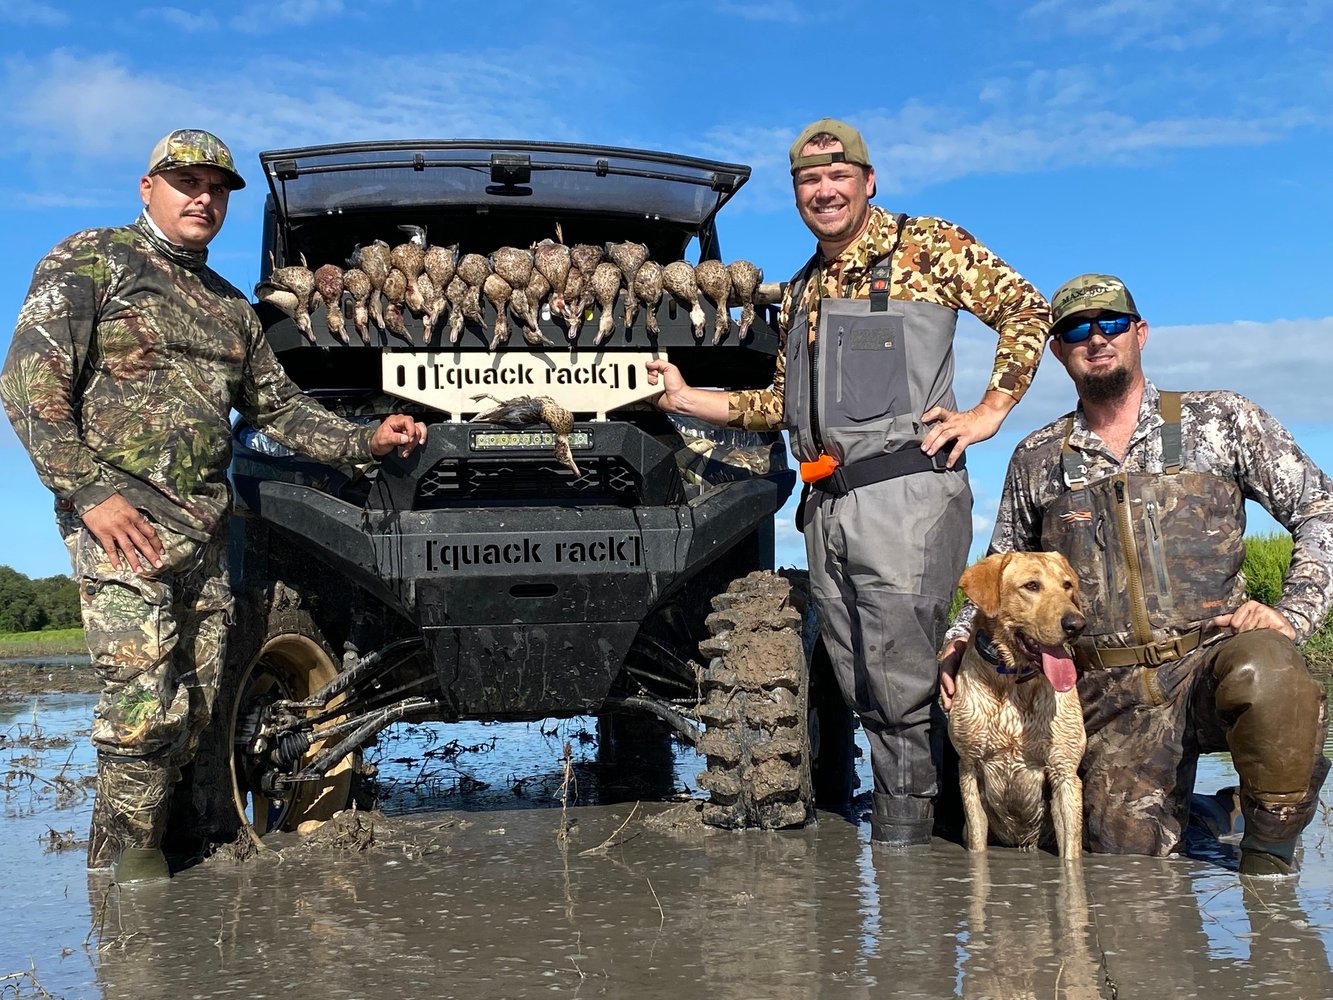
[
  {"xmin": 211, "ymin": 590, "xmax": 358, "ymax": 844},
  {"xmin": 696, "ymin": 570, "xmax": 815, "ymax": 830}
]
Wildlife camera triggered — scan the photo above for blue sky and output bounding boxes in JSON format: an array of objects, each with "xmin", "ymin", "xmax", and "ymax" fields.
[{"xmin": 1, "ymin": 0, "xmax": 1330, "ymax": 578}]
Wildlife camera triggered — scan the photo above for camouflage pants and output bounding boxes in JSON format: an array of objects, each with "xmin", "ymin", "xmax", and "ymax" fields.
[
  {"xmin": 62, "ymin": 514, "xmax": 232, "ymax": 862},
  {"xmin": 1079, "ymin": 628, "xmax": 1329, "ymax": 855}
]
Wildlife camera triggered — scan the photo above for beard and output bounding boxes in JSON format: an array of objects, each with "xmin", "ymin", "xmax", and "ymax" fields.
[{"xmin": 1081, "ymin": 365, "xmax": 1132, "ymax": 404}]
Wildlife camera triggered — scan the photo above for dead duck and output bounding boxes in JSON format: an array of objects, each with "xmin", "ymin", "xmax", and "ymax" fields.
[
  {"xmin": 694, "ymin": 259, "xmax": 732, "ymax": 345},
  {"xmin": 470, "ymin": 393, "xmax": 581, "ymax": 475},
  {"xmin": 348, "ymin": 240, "xmax": 391, "ymax": 332},
  {"xmin": 256, "ymin": 252, "xmax": 317, "ymax": 344},
  {"xmin": 727, "ymin": 260, "xmax": 763, "ymax": 341},
  {"xmin": 590, "ymin": 261, "xmax": 623, "ymax": 346},
  {"xmin": 341, "ymin": 267, "xmax": 373, "ymax": 345},
  {"xmin": 632, "ymin": 260, "xmax": 664, "ymax": 337},
  {"xmin": 492, "ymin": 247, "xmax": 551, "ymax": 347},
  {"xmin": 606, "ymin": 241, "xmax": 649, "ymax": 327},
  {"xmin": 313, "ymin": 263, "xmax": 348, "ymax": 344},
  {"xmin": 662, "ymin": 261, "xmax": 706, "ymax": 340}
]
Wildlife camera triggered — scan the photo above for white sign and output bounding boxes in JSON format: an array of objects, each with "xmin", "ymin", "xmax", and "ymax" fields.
[{"xmin": 382, "ymin": 349, "xmax": 662, "ymax": 420}]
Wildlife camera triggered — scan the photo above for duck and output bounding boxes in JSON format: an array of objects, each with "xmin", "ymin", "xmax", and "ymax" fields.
[
  {"xmin": 470, "ymin": 393, "xmax": 581, "ymax": 475},
  {"xmin": 661, "ymin": 261, "xmax": 706, "ymax": 340},
  {"xmin": 313, "ymin": 263, "xmax": 348, "ymax": 344},
  {"xmin": 694, "ymin": 259, "xmax": 732, "ymax": 345}
]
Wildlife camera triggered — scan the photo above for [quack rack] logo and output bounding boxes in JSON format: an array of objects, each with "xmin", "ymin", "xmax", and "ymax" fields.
[{"xmin": 424, "ymin": 534, "xmax": 643, "ymax": 571}]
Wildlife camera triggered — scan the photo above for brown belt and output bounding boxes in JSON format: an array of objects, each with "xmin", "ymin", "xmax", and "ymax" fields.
[{"xmin": 1081, "ymin": 628, "xmax": 1203, "ymax": 669}]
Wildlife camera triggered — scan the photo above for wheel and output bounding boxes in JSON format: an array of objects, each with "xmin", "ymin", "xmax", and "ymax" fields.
[
  {"xmin": 227, "ymin": 605, "xmax": 356, "ymax": 843},
  {"xmin": 696, "ymin": 570, "xmax": 813, "ymax": 829}
]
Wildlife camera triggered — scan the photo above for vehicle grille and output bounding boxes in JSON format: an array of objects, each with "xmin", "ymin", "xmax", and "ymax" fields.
[{"xmin": 415, "ymin": 457, "xmax": 642, "ymax": 508}]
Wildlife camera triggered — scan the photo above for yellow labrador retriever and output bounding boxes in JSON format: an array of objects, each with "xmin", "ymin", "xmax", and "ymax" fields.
[{"xmin": 948, "ymin": 551, "xmax": 1087, "ymax": 859}]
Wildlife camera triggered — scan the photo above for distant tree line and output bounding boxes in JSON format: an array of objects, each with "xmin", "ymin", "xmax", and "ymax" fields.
[{"xmin": 0, "ymin": 566, "xmax": 80, "ymax": 633}]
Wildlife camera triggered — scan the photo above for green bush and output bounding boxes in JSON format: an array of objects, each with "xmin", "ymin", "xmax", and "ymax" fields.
[{"xmin": 1241, "ymin": 533, "xmax": 1292, "ymax": 608}]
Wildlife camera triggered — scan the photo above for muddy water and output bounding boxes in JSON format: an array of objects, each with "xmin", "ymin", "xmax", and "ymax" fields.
[{"xmin": 4, "ymin": 691, "xmax": 1333, "ymax": 999}]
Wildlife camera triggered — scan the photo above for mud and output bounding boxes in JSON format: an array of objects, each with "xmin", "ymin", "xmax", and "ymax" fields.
[
  {"xmin": 0, "ymin": 658, "xmax": 96, "ymax": 703},
  {"xmin": 3, "ymin": 679, "xmax": 1333, "ymax": 998}
]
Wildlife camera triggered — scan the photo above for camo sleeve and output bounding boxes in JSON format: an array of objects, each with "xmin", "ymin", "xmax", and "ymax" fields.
[
  {"xmin": 1224, "ymin": 392, "xmax": 1333, "ymax": 641},
  {"xmin": 0, "ymin": 231, "xmax": 120, "ymax": 514},
  {"xmin": 236, "ymin": 326, "xmax": 377, "ymax": 466},
  {"xmin": 724, "ymin": 279, "xmax": 792, "ymax": 431},
  {"xmin": 902, "ymin": 218, "xmax": 1050, "ymax": 400}
]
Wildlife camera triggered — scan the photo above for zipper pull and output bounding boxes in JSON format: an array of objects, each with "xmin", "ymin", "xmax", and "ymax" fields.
[
  {"xmin": 1115, "ymin": 480, "xmax": 1125, "ymax": 503},
  {"xmin": 1147, "ymin": 501, "xmax": 1160, "ymax": 538}
]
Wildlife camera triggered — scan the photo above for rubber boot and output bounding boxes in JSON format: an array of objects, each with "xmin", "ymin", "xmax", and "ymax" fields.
[
  {"xmin": 87, "ymin": 753, "xmax": 174, "ymax": 882},
  {"xmin": 1239, "ymin": 832, "xmax": 1299, "ymax": 879},
  {"xmin": 871, "ymin": 793, "xmax": 933, "ymax": 850}
]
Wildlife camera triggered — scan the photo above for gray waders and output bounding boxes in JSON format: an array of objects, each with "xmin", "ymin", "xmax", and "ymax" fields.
[{"xmin": 784, "ymin": 222, "xmax": 972, "ymax": 847}]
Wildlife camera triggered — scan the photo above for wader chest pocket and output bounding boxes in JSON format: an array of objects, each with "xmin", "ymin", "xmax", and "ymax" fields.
[{"xmin": 832, "ymin": 315, "xmax": 909, "ymax": 424}]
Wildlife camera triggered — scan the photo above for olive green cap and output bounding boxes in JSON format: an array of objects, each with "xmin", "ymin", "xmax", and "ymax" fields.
[
  {"xmin": 789, "ymin": 118, "xmax": 871, "ymax": 173},
  {"xmin": 146, "ymin": 129, "xmax": 245, "ymax": 190},
  {"xmin": 1049, "ymin": 273, "xmax": 1139, "ymax": 335}
]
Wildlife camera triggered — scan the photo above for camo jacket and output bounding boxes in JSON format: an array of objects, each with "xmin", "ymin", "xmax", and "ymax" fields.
[
  {"xmin": 947, "ymin": 382, "xmax": 1333, "ymax": 645},
  {"xmin": 726, "ymin": 205, "xmax": 1049, "ymax": 430},
  {"xmin": 1, "ymin": 215, "xmax": 376, "ymax": 541}
]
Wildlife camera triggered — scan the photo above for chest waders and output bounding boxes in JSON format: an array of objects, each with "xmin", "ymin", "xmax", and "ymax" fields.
[
  {"xmin": 1041, "ymin": 395, "xmax": 1327, "ymax": 865},
  {"xmin": 1041, "ymin": 392, "xmax": 1246, "ymax": 682},
  {"xmin": 783, "ymin": 216, "xmax": 973, "ymax": 847}
]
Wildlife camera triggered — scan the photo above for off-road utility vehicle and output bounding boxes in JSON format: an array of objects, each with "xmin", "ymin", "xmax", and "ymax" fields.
[{"xmin": 194, "ymin": 140, "xmax": 854, "ymax": 845}]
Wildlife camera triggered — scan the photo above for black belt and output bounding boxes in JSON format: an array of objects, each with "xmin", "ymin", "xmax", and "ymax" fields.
[
  {"xmin": 810, "ymin": 448, "xmax": 964, "ymax": 497},
  {"xmin": 796, "ymin": 448, "xmax": 964, "ymax": 532}
]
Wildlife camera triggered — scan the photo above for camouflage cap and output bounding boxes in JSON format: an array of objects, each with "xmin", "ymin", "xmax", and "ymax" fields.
[
  {"xmin": 1049, "ymin": 273, "xmax": 1139, "ymax": 334},
  {"xmin": 789, "ymin": 118, "xmax": 871, "ymax": 173},
  {"xmin": 146, "ymin": 129, "xmax": 245, "ymax": 190}
]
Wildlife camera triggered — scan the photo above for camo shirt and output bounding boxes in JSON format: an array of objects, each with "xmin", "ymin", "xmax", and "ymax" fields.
[
  {"xmin": 726, "ymin": 206, "xmax": 1049, "ymax": 430},
  {"xmin": 947, "ymin": 382, "xmax": 1333, "ymax": 644},
  {"xmin": 1, "ymin": 215, "xmax": 377, "ymax": 541}
]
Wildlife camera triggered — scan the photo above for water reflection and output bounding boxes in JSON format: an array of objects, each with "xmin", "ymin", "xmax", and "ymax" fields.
[{"xmin": 5, "ymin": 689, "xmax": 1333, "ymax": 998}]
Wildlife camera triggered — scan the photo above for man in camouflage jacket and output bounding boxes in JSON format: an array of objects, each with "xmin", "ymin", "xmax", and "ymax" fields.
[
  {"xmin": 0, "ymin": 129, "xmax": 427, "ymax": 880},
  {"xmin": 648, "ymin": 119, "xmax": 1049, "ymax": 848},
  {"xmin": 941, "ymin": 273, "xmax": 1333, "ymax": 877}
]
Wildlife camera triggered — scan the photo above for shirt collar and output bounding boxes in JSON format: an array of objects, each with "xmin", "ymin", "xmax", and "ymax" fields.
[{"xmin": 1067, "ymin": 380, "xmax": 1163, "ymax": 459}]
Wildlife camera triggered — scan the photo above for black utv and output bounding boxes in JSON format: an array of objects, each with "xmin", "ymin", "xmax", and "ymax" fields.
[{"xmin": 192, "ymin": 140, "xmax": 854, "ymax": 846}]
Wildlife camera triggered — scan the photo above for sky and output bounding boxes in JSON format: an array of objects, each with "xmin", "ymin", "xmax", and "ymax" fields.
[{"xmin": 0, "ymin": 0, "xmax": 1330, "ymax": 579}]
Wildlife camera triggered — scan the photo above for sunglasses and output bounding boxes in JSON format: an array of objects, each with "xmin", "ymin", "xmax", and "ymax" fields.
[{"xmin": 1055, "ymin": 314, "xmax": 1135, "ymax": 344}]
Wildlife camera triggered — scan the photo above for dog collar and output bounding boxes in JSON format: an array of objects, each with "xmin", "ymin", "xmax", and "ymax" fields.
[{"xmin": 976, "ymin": 630, "xmax": 1039, "ymax": 683}]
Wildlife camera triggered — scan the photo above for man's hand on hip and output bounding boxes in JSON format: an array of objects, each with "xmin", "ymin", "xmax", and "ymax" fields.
[
  {"xmin": 82, "ymin": 495, "xmax": 163, "ymax": 574},
  {"xmin": 920, "ymin": 390, "xmax": 1016, "ymax": 469}
]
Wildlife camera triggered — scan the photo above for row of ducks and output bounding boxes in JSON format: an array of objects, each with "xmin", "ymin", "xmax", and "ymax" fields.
[{"xmin": 255, "ymin": 231, "xmax": 765, "ymax": 351}]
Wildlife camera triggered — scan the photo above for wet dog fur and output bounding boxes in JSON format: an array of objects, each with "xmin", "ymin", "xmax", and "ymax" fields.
[{"xmin": 947, "ymin": 551, "xmax": 1087, "ymax": 858}]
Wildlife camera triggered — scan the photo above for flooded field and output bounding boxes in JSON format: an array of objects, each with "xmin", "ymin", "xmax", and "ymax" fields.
[{"xmin": 3, "ymin": 678, "xmax": 1333, "ymax": 999}]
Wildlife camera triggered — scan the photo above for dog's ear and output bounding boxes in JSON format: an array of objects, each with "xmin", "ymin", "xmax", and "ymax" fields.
[{"xmin": 959, "ymin": 553, "xmax": 1009, "ymax": 618}]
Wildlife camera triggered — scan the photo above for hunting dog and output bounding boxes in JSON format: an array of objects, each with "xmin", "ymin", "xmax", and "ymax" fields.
[{"xmin": 947, "ymin": 551, "xmax": 1087, "ymax": 859}]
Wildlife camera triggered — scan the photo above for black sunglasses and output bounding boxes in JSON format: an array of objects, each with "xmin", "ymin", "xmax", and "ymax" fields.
[{"xmin": 1054, "ymin": 314, "xmax": 1135, "ymax": 344}]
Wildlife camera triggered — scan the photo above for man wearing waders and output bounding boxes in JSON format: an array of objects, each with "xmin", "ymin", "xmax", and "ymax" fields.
[
  {"xmin": 940, "ymin": 273, "xmax": 1333, "ymax": 876},
  {"xmin": 1, "ymin": 130, "xmax": 427, "ymax": 882},
  {"xmin": 647, "ymin": 119, "xmax": 1049, "ymax": 847}
]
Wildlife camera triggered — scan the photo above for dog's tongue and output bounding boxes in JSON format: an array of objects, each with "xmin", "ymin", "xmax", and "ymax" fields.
[{"xmin": 1041, "ymin": 646, "xmax": 1077, "ymax": 693}]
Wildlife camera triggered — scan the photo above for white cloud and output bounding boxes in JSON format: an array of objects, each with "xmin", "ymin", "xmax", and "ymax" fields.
[
  {"xmin": 0, "ymin": 49, "xmax": 580, "ymax": 185},
  {"xmin": 139, "ymin": 6, "xmax": 220, "ymax": 32},
  {"xmin": 0, "ymin": 1, "xmax": 67, "ymax": 27},
  {"xmin": 229, "ymin": 0, "xmax": 344, "ymax": 32},
  {"xmin": 1020, "ymin": 0, "xmax": 1328, "ymax": 49}
]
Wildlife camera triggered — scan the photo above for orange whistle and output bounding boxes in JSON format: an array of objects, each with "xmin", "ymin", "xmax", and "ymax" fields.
[{"xmin": 799, "ymin": 454, "xmax": 840, "ymax": 483}]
